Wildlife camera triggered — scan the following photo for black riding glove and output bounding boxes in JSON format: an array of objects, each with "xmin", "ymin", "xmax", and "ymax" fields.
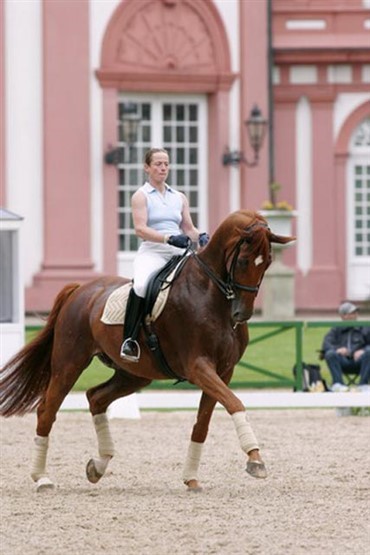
[
  {"xmin": 198, "ymin": 232, "xmax": 209, "ymax": 247},
  {"xmin": 167, "ymin": 234, "xmax": 192, "ymax": 248}
]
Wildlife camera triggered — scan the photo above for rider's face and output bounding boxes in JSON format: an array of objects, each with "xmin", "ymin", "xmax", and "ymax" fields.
[{"xmin": 145, "ymin": 152, "xmax": 170, "ymax": 185}]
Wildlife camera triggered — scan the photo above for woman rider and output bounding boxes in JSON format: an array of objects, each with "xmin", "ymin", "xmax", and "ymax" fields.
[{"xmin": 120, "ymin": 147, "xmax": 209, "ymax": 362}]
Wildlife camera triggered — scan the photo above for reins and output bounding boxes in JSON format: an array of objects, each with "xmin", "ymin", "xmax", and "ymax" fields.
[
  {"xmin": 143, "ymin": 221, "xmax": 269, "ymax": 384},
  {"xmin": 191, "ymin": 222, "xmax": 269, "ymax": 301}
]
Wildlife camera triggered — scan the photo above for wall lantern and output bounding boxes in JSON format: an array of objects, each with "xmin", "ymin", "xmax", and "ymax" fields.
[
  {"xmin": 222, "ymin": 104, "xmax": 268, "ymax": 167},
  {"xmin": 104, "ymin": 102, "xmax": 141, "ymax": 165}
]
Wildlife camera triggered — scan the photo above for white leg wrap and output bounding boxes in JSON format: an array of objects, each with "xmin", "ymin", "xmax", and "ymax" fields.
[
  {"xmin": 30, "ymin": 435, "xmax": 49, "ymax": 482},
  {"xmin": 91, "ymin": 456, "xmax": 111, "ymax": 476},
  {"xmin": 182, "ymin": 441, "xmax": 203, "ymax": 483},
  {"xmin": 231, "ymin": 411, "xmax": 259, "ymax": 454},
  {"xmin": 93, "ymin": 413, "xmax": 114, "ymax": 458}
]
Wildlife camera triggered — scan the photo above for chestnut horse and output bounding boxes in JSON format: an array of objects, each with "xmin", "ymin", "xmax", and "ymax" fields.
[{"xmin": 0, "ymin": 210, "xmax": 294, "ymax": 491}]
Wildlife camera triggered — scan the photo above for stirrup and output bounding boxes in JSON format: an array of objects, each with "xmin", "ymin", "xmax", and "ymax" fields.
[{"xmin": 120, "ymin": 339, "xmax": 141, "ymax": 362}]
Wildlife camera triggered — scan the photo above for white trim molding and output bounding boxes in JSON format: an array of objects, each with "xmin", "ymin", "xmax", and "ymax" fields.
[
  {"xmin": 286, "ymin": 20, "xmax": 326, "ymax": 31},
  {"xmin": 296, "ymin": 96, "xmax": 313, "ymax": 275}
]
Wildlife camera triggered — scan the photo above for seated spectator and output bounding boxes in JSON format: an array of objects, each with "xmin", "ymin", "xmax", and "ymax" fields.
[{"xmin": 321, "ymin": 302, "xmax": 370, "ymax": 392}]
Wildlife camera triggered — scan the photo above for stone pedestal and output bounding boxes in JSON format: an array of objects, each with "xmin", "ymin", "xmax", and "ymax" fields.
[
  {"xmin": 262, "ymin": 248, "xmax": 295, "ymax": 320},
  {"xmin": 260, "ymin": 209, "xmax": 297, "ymax": 320}
]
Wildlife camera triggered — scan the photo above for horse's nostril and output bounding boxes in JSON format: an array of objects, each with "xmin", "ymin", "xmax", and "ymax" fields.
[{"xmin": 232, "ymin": 308, "xmax": 253, "ymax": 323}]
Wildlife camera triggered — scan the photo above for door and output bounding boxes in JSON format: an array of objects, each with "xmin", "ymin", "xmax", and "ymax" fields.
[
  {"xmin": 116, "ymin": 94, "xmax": 208, "ymax": 278},
  {"xmin": 346, "ymin": 117, "xmax": 370, "ymax": 300}
]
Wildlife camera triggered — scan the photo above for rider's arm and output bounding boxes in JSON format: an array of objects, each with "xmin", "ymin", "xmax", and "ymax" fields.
[
  {"xmin": 179, "ymin": 193, "xmax": 200, "ymax": 241},
  {"xmin": 132, "ymin": 191, "xmax": 169, "ymax": 243}
]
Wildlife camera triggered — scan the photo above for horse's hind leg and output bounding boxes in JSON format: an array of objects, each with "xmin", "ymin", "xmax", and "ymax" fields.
[
  {"xmin": 85, "ymin": 371, "xmax": 151, "ymax": 484},
  {"xmin": 31, "ymin": 359, "xmax": 91, "ymax": 492}
]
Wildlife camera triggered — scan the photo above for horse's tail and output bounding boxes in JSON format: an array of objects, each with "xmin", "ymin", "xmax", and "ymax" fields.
[{"xmin": 0, "ymin": 283, "xmax": 80, "ymax": 417}]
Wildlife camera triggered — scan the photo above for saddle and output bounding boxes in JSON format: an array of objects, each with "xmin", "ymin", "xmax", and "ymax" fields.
[
  {"xmin": 141, "ymin": 254, "xmax": 190, "ymax": 382},
  {"xmin": 100, "ymin": 255, "xmax": 189, "ymax": 326},
  {"xmin": 101, "ymin": 254, "xmax": 191, "ymax": 382},
  {"xmin": 143, "ymin": 254, "xmax": 188, "ymax": 319}
]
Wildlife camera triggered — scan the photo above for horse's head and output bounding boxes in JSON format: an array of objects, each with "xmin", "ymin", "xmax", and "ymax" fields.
[{"xmin": 222, "ymin": 211, "xmax": 295, "ymax": 324}]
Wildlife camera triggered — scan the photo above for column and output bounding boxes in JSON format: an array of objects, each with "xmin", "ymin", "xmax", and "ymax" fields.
[{"xmin": 26, "ymin": 0, "xmax": 98, "ymax": 311}]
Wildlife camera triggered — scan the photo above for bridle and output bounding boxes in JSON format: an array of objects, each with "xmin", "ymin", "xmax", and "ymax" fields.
[{"xmin": 191, "ymin": 222, "xmax": 270, "ymax": 301}]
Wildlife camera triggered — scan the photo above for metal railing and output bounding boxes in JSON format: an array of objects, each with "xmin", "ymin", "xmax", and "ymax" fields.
[
  {"xmin": 26, "ymin": 319, "xmax": 369, "ymax": 391},
  {"xmin": 239, "ymin": 320, "xmax": 369, "ymax": 391}
]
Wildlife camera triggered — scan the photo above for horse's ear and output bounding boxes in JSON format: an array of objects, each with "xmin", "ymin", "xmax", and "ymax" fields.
[{"xmin": 268, "ymin": 232, "xmax": 296, "ymax": 245}]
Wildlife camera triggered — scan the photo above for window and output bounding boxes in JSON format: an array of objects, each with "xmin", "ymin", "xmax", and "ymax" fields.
[
  {"xmin": 351, "ymin": 119, "xmax": 370, "ymax": 257},
  {"xmin": 0, "ymin": 231, "xmax": 14, "ymax": 322},
  {"xmin": 116, "ymin": 96, "xmax": 206, "ymax": 253},
  {"xmin": 346, "ymin": 117, "xmax": 370, "ymax": 299}
]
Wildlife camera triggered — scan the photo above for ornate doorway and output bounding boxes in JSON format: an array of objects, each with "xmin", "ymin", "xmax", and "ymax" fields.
[
  {"xmin": 116, "ymin": 93, "xmax": 207, "ymax": 277},
  {"xmin": 96, "ymin": 0, "xmax": 235, "ymax": 274}
]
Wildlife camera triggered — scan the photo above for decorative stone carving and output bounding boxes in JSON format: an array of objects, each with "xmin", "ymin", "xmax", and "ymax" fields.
[
  {"xmin": 114, "ymin": 0, "xmax": 215, "ymax": 73},
  {"xmin": 97, "ymin": 0, "xmax": 235, "ymax": 91}
]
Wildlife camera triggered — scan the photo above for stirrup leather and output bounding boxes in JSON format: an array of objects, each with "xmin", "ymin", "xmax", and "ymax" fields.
[{"xmin": 120, "ymin": 338, "xmax": 141, "ymax": 362}]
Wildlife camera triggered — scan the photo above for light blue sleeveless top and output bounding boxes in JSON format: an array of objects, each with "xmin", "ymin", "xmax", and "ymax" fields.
[{"xmin": 140, "ymin": 181, "xmax": 183, "ymax": 234}]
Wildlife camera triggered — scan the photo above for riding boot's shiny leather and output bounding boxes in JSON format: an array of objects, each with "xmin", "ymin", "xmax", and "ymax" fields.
[{"xmin": 120, "ymin": 289, "xmax": 144, "ymax": 362}]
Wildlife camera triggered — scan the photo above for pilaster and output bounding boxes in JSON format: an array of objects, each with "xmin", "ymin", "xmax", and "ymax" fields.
[{"xmin": 26, "ymin": 0, "xmax": 98, "ymax": 311}]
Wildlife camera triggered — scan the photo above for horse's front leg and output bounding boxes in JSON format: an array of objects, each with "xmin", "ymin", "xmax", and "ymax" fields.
[
  {"xmin": 189, "ymin": 357, "xmax": 267, "ymax": 480},
  {"xmin": 183, "ymin": 392, "xmax": 218, "ymax": 492}
]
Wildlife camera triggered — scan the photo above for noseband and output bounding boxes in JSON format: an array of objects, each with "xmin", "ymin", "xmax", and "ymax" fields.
[{"xmin": 192, "ymin": 223, "xmax": 269, "ymax": 301}]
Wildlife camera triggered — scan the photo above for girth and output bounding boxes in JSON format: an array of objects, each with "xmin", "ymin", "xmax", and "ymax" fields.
[{"xmin": 141, "ymin": 253, "xmax": 190, "ymax": 383}]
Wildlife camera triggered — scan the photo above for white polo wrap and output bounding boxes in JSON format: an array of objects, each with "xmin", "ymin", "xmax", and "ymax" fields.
[
  {"xmin": 93, "ymin": 413, "xmax": 115, "ymax": 457},
  {"xmin": 182, "ymin": 441, "xmax": 203, "ymax": 483},
  {"xmin": 231, "ymin": 411, "xmax": 259, "ymax": 454},
  {"xmin": 30, "ymin": 435, "xmax": 49, "ymax": 481}
]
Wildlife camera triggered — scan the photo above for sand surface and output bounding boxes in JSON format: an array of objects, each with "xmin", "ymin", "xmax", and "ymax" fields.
[{"xmin": 1, "ymin": 408, "xmax": 369, "ymax": 555}]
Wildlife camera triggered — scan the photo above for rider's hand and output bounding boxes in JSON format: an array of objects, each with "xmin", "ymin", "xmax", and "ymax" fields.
[
  {"xmin": 167, "ymin": 234, "xmax": 192, "ymax": 248},
  {"xmin": 198, "ymin": 232, "xmax": 209, "ymax": 247}
]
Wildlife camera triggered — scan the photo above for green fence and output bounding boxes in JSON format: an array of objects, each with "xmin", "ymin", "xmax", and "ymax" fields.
[
  {"xmin": 237, "ymin": 320, "xmax": 369, "ymax": 391},
  {"xmin": 26, "ymin": 319, "xmax": 369, "ymax": 392},
  {"xmin": 237, "ymin": 321, "xmax": 303, "ymax": 390}
]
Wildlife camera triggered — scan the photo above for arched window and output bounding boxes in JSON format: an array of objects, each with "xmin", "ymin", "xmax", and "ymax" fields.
[
  {"xmin": 347, "ymin": 117, "xmax": 370, "ymax": 299},
  {"xmin": 117, "ymin": 94, "xmax": 207, "ymax": 255}
]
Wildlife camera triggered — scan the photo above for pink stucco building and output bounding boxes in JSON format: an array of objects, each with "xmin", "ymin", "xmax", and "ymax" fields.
[{"xmin": 1, "ymin": 0, "xmax": 369, "ymax": 314}]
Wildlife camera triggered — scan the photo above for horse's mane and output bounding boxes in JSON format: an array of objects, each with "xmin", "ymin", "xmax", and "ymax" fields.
[{"xmin": 216, "ymin": 210, "xmax": 270, "ymax": 257}]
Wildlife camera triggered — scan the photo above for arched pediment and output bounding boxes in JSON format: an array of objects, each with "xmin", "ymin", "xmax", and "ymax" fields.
[
  {"xmin": 335, "ymin": 100, "xmax": 370, "ymax": 156},
  {"xmin": 96, "ymin": 0, "xmax": 236, "ymax": 92}
]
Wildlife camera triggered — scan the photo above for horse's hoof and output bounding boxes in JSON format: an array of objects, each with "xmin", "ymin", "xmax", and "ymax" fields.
[
  {"xmin": 246, "ymin": 460, "xmax": 267, "ymax": 479},
  {"xmin": 86, "ymin": 458, "xmax": 103, "ymax": 484},
  {"xmin": 36, "ymin": 476, "xmax": 55, "ymax": 492},
  {"xmin": 185, "ymin": 479, "xmax": 203, "ymax": 493}
]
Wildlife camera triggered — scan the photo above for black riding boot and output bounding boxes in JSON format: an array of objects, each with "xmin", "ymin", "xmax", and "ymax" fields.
[{"xmin": 120, "ymin": 289, "xmax": 145, "ymax": 362}]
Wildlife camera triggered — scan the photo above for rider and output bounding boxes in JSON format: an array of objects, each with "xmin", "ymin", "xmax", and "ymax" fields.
[{"xmin": 120, "ymin": 147, "xmax": 209, "ymax": 362}]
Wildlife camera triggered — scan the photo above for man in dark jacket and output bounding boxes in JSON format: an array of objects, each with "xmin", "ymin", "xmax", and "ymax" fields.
[{"xmin": 322, "ymin": 302, "xmax": 370, "ymax": 392}]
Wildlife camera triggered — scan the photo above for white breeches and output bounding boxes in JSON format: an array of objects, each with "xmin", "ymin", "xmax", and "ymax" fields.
[{"xmin": 133, "ymin": 242, "xmax": 184, "ymax": 298}]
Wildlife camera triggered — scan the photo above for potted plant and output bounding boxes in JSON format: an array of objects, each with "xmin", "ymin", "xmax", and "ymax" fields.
[{"xmin": 259, "ymin": 182, "xmax": 297, "ymax": 237}]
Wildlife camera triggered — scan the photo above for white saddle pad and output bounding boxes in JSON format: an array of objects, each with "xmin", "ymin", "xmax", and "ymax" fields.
[{"xmin": 101, "ymin": 274, "xmax": 173, "ymax": 326}]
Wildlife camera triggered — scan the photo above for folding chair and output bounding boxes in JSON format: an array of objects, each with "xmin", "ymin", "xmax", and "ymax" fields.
[{"xmin": 317, "ymin": 349, "xmax": 360, "ymax": 387}]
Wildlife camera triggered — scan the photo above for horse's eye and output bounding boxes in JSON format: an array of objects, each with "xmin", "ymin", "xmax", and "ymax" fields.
[{"xmin": 237, "ymin": 259, "xmax": 249, "ymax": 270}]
